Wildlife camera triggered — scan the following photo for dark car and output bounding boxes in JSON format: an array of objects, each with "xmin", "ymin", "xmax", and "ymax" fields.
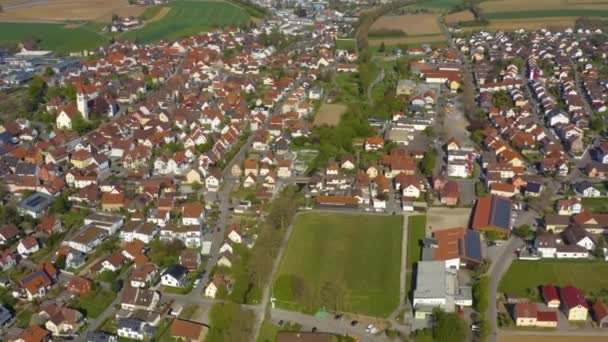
[
  {"xmin": 311, "ymin": 327, "xmax": 317, "ymax": 332},
  {"xmin": 350, "ymin": 320, "xmax": 358, "ymax": 326},
  {"xmin": 278, "ymin": 320, "xmax": 284, "ymax": 326},
  {"xmin": 334, "ymin": 314, "xmax": 342, "ymax": 320}
]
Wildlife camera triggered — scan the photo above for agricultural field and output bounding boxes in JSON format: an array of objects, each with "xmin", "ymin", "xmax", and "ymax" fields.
[
  {"xmin": 313, "ymin": 103, "xmax": 347, "ymax": 126},
  {"xmin": 273, "ymin": 212, "xmax": 403, "ymax": 317},
  {"xmin": 370, "ymin": 14, "xmax": 443, "ymax": 36},
  {"xmin": 335, "ymin": 38, "xmax": 357, "ymax": 51},
  {"xmin": 0, "ymin": 22, "xmax": 107, "ymax": 52},
  {"xmin": 0, "ymin": 0, "xmax": 146, "ymax": 23},
  {"xmin": 462, "ymin": 17, "xmax": 578, "ymax": 31},
  {"xmin": 499, "ymin": 260, "xmax": 608, "ymax": 299},
  {"xmin": 480, "ymin": 0, "xmax": 608, "ymax": 13},
  {"xmin": 499, "ymin": 335, "xmax": 608, "ymax": 342},
  {"xmin": 445, "ymin": 10, "xmax": 475, "ymax": 25},
  {"xmin": 369, "ymin": 34, "xmax": 447, "ymax": 47},
  {"xmin": 120, "ymin": 1, "xmax": 251, "ymax": 43}
]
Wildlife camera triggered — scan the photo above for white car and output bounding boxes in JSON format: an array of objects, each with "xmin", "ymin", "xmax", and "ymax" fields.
[{"xmin": 193, "ymin": 279, "xmax": 201, "ymax": 288}]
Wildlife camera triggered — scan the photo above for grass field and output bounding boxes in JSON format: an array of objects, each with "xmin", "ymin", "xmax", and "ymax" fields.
[
  {"xmin": 273, "ymin": 212, "xmax": 403, "ymax": 317},
  {"xmin": 405, "ymin": 215, "xmax": 426, "ymax": 297},
  {"xmin": 462, "ymin": 17, "xmax": 577, "ymax": 31},
  {"xmin": 120, "ymin": 1, "xmax": 250, "ymax": 43},
  {"xmin": 499, "ymin": 335, "xmax": 608, "ymax": 342},
  {"xmin": 336, "ymin": 38, "xmax": 357, "ymax": 51},
  {"xmin": 582, "ymin": 198, "xmax": 608, "ymax": 213},
  {"xmin": 0, "ymin": 22, "xmax": 107, "ymax": 52},
  {"xmin": 499, "ymin": 260, "xmax": 608, "ymax": 299},
  {"xmin": 70, "ymin": 289, "xmax": 116, "ymax": 318},
  {"xmin": 481, "ymin": 0, "xmax": 608, "ymax": 13},
  {"xmin": 369, "ymin": 34, "xmax": 447, "ymax": 46},
  {"xmin": 314, "ymin": 103, "xmax": 347, "ymax": 126}
]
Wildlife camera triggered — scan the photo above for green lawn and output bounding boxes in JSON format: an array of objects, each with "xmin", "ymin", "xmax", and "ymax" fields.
[
  {"xmin": 257, "ymin": 320, "xmax": 280, "ymax": 342},
  {"xmin": 499, "ymin": 260, "xmax": 608, "ymax": 299},
  {"xmin": 336, "ymin": 38, "xmax": 357, "ymax": 51},
  {"xmin": 406, "ymin": 215, "xmax": 426, "ymax": 297},
  {"xmin": 273, "ymin": 212, "xmax": 403, "ymax": 317},
  {"xmin": 0, "ymin": 22, "xmax": 107, "ymax": 53},
  {"xmin": 582, "ymin": 198, "xmax": 608, "ymax": 213},
  {"xmin": 120, "ymin": 1, "xmax": 251, "ymax": 43},
  {"xmin": 70, "ymin": 289, "xmax": 116, "ymax": 318},
  {"xmin": 486, "ymin": 10, "xmax": 608, "ymax": 19}
]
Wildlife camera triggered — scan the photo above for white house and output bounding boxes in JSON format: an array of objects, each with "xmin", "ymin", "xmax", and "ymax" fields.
[
  {"xmin": 226, "ymin": 227, "xmax": 242, "ymax": 244},
  {"xmin": 17, "ymin": 236, "xmax": 39, "ymax": 257},
  {"xmin": 402, "ymin": 184, "xmax": 422, "ymax": 198},
  {"xmin": 219, "ymin": 242, "xmax": 233, "ymax": 255},
  {"xmin": 117, "ymin": 318, "xmax": 154, "ymax": 341},
  {"xmin": 160, "ymin": 265, "xmax": 187, "ymax": 288}
]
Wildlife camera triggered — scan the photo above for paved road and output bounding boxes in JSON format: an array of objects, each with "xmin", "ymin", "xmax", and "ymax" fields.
[
  {"xmin": 270, "ymin": 308, "xmax": 386, "ymax": 342},
  {"xmin": 487, "ymin": 236, "xmax": 522, "ymax": 342},
  {"xmin": 251, "ymin": 209, "xmax": 299, "ymax": 339}
]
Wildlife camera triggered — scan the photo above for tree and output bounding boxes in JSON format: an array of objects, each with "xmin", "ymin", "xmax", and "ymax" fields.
[
  {"xmin": 379, "ymin": 41, "xmax": 386, "ymax": 53},
  {"xmin": 55, "ymin": 254, "xmax": 66, "ymax": 269},
  {"xmin": 595, "ymin": 235, "xmax": 606, "ymax": 259},
  {"xmin": 473, "ymin": 276, "xmax": 490, "ymax": 314},
  {"xmin": 514, "ymin": 224, "xmax": 534, "ymax": 240},
  {"xmin": 432, "ymin": 309, "xmax": 469, "ymax": 342},
  {"xmin": 419, "ymin": 148, "xmax": 438, "ymax": 176},
  {"xmin": 44, "ymin": 67, "xmax": 55, "ymax": 77},
  {"xmin": 51, "ymin": 193, "xmax": 71, "ymax": 214}
]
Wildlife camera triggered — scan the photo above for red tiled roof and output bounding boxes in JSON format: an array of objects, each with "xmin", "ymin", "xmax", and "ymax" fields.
[
  {"xmin": 536, "ymin": 311, "xmax": 558, "ymax": 322},
  {"xmin": 561, "ymin": 286, "xmax": 588, "ymax": 310}
]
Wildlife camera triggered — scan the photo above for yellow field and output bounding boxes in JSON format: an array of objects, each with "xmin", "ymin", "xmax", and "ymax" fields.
[
  {"xmin": 0, "ymin": 0, "xmax": 147, "ymax": 23},
  {"xmin": 445, "ymin": 10, "xmax": 475, "ymax": 24},
  {"xmin": 480, "ymin": 0, "xmax": 608, "ymax": 12},
  {"xmin": 314, "ymin": 103, "xmax": 347, "ymax": 126},
  {"xmin": 500, "ymin": 334, "xmax": 608, "ymax": 342},
  {"xmin": 369, "ymin": 34, "xmax": 446, "ymax": 46},
  {"xmin": 371, "ymin": 13, "xmax": 442, "ymax": 35},
  {"xmin": 462, "ymin": 17, "xmax": 577, "ymax": 31}
]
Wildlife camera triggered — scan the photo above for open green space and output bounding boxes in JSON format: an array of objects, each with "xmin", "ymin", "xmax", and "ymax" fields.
[
  {"xmin": 582, "ymin": 198, "xmax": 608, "ymax": 213},
  {"xmin": 273, "ymin": 212, "xmax": 403, "ymax": 317},
  {"xmin": 257, "ymin": 320, "xmax": 280, "ymax": 342},
  {"xmin": 70, "ymin": 288, "xmax": 116, "ymax": 318},
  {"xmin": 0, "ymin": 22, "xmax": 107, "ymax": 53},
  {"xmin": 486, "ymin": 10, "xmax": 608, "ymax": 19},
  {"xmin": 405, "ymin": 215, "xmax": 426, "ymax": 296},
  {"xmin": 412, "ymin": 0, "xmax": 461, "ymax": 9},
  {"xmin": 336, "ymin": 38, "xmax": 357, "ymax": 51},
  {"xmin": 499, "ymin": 260, "xmax": 608, "ymax": 299},
  {"xmin": 120, "ymin": 1, "xmax": 251, "ymax": 43}
]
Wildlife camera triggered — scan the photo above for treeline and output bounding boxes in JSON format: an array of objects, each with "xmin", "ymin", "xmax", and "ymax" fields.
[
  {"xmin": 452, "ymin": 0, "xmax": 489, "ymax": 27},
  {"xmin": 355, "ymin": 0, "xmax": 420, "ymax": 51},
  {"xmin": 368, "ymin": 28, "xmax": 406, "ymax": 38}
]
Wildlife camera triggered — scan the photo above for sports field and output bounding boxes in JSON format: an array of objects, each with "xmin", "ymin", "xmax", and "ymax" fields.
[
  {"xmin": 499, "ymin": 260, "xmax": 608, "ymax": 298},
  {"xmin": 273, "ymin": 212, "xmax": 403, "ymax": 317},
  {"xmin": 120, "ymin": 1, "xmax": 251, "ymax": 43},
  {"xmin": 0, "ymin": 22, "xmax": 107, "ymax": 52}
]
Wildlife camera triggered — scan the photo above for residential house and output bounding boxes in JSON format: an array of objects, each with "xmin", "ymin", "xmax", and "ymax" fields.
[
  {"xmin": 171, "ymin": 319, "xmax": 208, "ymax": 342},
  {"xmin": 39, "ymin": 304, "xmax": 84, "ymax": 336},
  {"xmin": 161, "ymin": 265, "xmax": 187, "ymax": 288},
  {"xmin": 471, "ymin": 195, "xmax": 513, "ymax": 235},
  {"xmin": 543, "ymin": 285, "xmax": 561, "ymax": 308},
  {"xmin": 117, "ymin": 318, "xmax": 156, "ymax": 341},
  {"xmin": 204, "ymin": 274, "xmax": 227, "ymax": 298},
  {"xmin": 17, "ymin": 236, "xmax": 40, "ymax": 258},
  {"xmin": 65, "ymin": 276, "xmax": 93, "ymax": 297},
  {"xmin": 120, "ymin": 285, "xmax": 160, "ymax": 311},
  {"xmin": 514, "ymin": 302, "xmax": 537, "ymax": 327},
  {"xmin": 181, "ymin": 203, "xmax": 205, "ymax": 226},
  {"xmin": 593, "ymin": 301, "xmax": 608, "ymax": 328},
  {"xmin": 561, "ymin": 286, "xmax": 589, "ymax": 321},
  {"xmin": 179, "ymin": 250, "xmax": 201, "ymax": 272},
  {"xmin": 160, "ymin": 224, "xmax": 201, "ymax": 248},
  {"xmin": 0, "ymin": 224, "xmax": 20, "ymax": 244}
]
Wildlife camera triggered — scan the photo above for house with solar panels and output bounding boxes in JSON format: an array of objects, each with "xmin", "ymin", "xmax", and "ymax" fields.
[
  {"xmin": 422, "ymin": 227, "xmax": 483, "ymax": 269},
  {"xmin": 471, "ymin": 195, "xmax": 515, "ymax": 236},
  {"xmin": 17, "ymin": 192, "xmax": 53, "ymax": 219}
]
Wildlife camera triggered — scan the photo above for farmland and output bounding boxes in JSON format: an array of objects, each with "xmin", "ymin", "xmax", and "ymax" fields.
[
  {"xmin": 273, "ymin": 212, "xmax": 403, "ymax": 317},
  {"xmin": 313, "ymin": 104, "xmax": 347, "ymax": 126},
  {"xmin": 0, "ymin": 22, "xmax": 107, "ymax": 53},
  {"xmin": 486, "ymin": 10, "xmax": 608, "ymax": 19},
  {"xmin": 370, "ymin": 14, "xmax": 443, "ymax": 36},
  {"xmin": 480, "ymin": 0, "xmax": 608, "ymax": 13},
  {"xmin": 461, "ymin": 17, "xmax": 577, "ymax": 31},
  {"xmin": 369, "ymin": 34, "xmax": 447, "ymax": 46},
  {"xmin": 120, "ymin": 1, "xmax": 251, "ymax": 43},
  {"xmin": 0, "ymin": 0, "xmax": 146, "ymax": 23},
  {"xmin": 499, "ymin": 260, "xmax": 608, "ymax": 299}
]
